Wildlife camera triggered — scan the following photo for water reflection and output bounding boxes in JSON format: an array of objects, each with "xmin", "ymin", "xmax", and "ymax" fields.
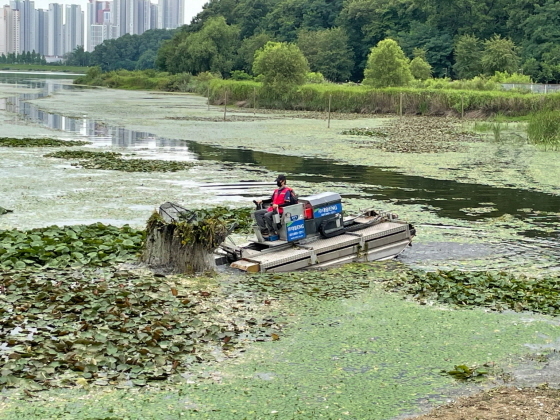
[
  {"xmin": 0, "ymin": 74, "xmax": 198, "ymax": 157},
  {"xmin": 1, "ymin": 73, "xmax": 559, "ymax": 239}
]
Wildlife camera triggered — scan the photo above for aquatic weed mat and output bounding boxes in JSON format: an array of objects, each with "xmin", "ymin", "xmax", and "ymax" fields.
[
  {"xmin": 44, "ymin": 150, "xmax": 194, "ymax": 172},
  {"xmin": 4, "ymin": 269, "xmax": 560, "ymax": 419},
  {"xmin": 0, "ymin": 223, "xmax": 143, "ymax": 270},
  {"xmin": 344, "ymin": 116, "xmax": 483, "ymax": 154},
  {"xmin": 0, "ymin": 267, "xmax": 284, "ymax": 391},
  {"xmin": 0, "ymin": 137, "xmax": 89, "ymax": 147},
  {"xmin": 385, "ymin": 269, "xmax": 560, "ymax": 315}
]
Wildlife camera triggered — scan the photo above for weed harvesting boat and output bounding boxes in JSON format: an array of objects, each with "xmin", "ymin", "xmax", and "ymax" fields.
[{"xmin": 217, "ymin": 192, "xmax": 415, "ymax": 273}]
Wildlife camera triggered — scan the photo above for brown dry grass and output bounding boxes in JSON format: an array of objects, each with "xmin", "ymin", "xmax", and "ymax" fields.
[{"xmin": 413, "ymin": 387, "xmax": 560, "ymax": 420}]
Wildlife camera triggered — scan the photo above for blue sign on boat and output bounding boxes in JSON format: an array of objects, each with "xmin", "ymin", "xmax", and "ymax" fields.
[
  {"xmin": 313, "ymin": 203, "xmax": 342, "ymax": 218},
  {"xmin": 286, "ymin": 219, "xmax": 306, "ymax": 242}
]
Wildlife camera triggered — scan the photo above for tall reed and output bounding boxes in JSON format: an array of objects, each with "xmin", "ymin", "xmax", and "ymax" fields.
[{"xmin": 527, "ymin": 111, "xmax": 560, "ymax": 150}]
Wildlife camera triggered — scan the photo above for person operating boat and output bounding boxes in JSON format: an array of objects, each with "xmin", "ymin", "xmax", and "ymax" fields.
[{"xmin": 254, "ymin": 174, "xmax": 298, "ymax": 237}]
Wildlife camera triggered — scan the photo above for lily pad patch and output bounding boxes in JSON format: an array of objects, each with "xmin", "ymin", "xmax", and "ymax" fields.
[
  {"xmin": 0, "ymin": 223, "xmax": 144, "ymax": 270},
  {"xmin": 44, "ymin": 150, "xmax": 193, "ymax": 172},
  {"xmin": 0, "ymin": 137, "xmax": 89, "ymax": 147},
  {"xmin": 0, "ymin": 268, "xmax": 282, "ymax": 389}
]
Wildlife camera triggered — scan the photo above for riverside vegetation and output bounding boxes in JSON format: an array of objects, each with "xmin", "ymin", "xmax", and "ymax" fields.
[
  {"xmin": 75, "ymin": 68, "xmax": 559, "ymax": 117},
  {"xmin": 74, "ymin": 68, "xmax": 560, "ymax": 150}
]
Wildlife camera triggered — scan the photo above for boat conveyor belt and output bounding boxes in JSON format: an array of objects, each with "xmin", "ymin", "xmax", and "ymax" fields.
[{"xmin": 236, "ymin": 221, "xmax": 412, "ymax": 273}]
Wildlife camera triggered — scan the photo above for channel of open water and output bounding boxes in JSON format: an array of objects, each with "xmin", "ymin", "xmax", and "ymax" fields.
[{"xmin": 1, "ymin": 73, "xmax": 559, "ymax": 244}]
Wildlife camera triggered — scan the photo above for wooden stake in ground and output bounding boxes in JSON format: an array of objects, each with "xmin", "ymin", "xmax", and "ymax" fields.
[
  {"xmin": 224, "ymin": 90, "xmax": 228, "ymax": 121},
  {"xmin": 253, "ymin": 87, "xmax": 257, "ymax": 116},
  {"xmin": 141, "ymin": 205, "xmax": 229, "ymax": 274},
  {"xmin": 327, "ymin": 94, "xmax": 332, "ymax": 128}
]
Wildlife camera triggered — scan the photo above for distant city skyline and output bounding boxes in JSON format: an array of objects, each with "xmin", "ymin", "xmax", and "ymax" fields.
[
  {"xmin": 30, "ymin": 0, "xmax": 207, "ymax": 25},
  {"xmin": 1, "ymin": 0, "xmax": 203, "ymax": 57}
]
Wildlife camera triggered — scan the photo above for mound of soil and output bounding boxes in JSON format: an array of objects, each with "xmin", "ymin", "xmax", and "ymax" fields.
[{"xmin": 413, "ymin": 387, "xmax": 560, "ymax": 419}]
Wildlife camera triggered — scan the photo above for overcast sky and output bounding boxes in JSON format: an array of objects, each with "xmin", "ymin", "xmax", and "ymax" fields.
[{"xmin": 32, "ymin": 0, "xmax": 208, "ymax": 25}]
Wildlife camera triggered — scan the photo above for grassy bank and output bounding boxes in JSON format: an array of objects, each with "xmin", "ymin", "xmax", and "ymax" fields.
[
  {"xmin": 74, "ymin": 68, "xmax": 560, "ymax": 117},
  {"xmin": 209, "ymin": 79, "xmax": 560, "ymax": 117}
]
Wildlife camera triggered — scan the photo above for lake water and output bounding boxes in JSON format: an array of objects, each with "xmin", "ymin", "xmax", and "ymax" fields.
[{"xmin": 2, "ymin": 72, "xmax": 559, "ymax": 237}]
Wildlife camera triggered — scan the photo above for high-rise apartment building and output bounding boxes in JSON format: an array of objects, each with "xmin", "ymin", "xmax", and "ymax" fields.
[
  {"xmin": 136, "ymin": 0, "xmax": 151, "ymax": 35},
  {"xmin": 158, "ymin": 0, "xmax": 183, "ymax": 30},
  {"xmin": 0, "ymin": 6, "xmax": 8, "ymax": 54},
  {"xmin": 149, "ymin": 2, "xmax": 157, "ymax": 31},
  {"xmin": 36, "ymin": 8, "xmax": 48, "ymax": 56},
  {"xmin": 112, "ymin": 0, "xmax": 162, "ymax": 38},
  {"xmin": 64, "ymin": 4, "xmax": 82, "ymax": 53},
  {"xmin": 87, "ymin": 0, "xmax": 111, "ymax": 52},
  {"xmin": 47, "ymin": 3, "xmax": 63, "ymax": 57},
  {"xmin": 19, "ymin": 0, "xmax": 36, "ymax": 53},
  {"xmin": 1, "ymin": 5, "xmax": 20, "ymax": 54}
]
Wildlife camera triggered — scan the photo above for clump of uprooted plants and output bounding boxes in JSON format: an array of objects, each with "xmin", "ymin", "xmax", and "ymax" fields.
[
  {"xmin": 44, "ymin": 150, "xmax": 193, "ymax": 172},
  {"xmin": 0, "ymin": 137, "xmax": 89, "ymax": 147},
  {"xmin": 142, "ymin": 206, "xmax": 253, "ymax": 273}
]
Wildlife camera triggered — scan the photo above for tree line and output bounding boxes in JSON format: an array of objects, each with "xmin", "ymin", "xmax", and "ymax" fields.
[
  {"xmin": 66, "ymin": 0, "xmax": 560, "ymax": 83},
  {"xmin": 156, "ymin": 0, "xmax": 560, "ymax": 83},
  {"xmin": 0, "ymin": 51, "xmax": 47, "ymax": 65},
  {"xmin": 64, "ymin": 29, "xmax": 176, "ymax": 72}
]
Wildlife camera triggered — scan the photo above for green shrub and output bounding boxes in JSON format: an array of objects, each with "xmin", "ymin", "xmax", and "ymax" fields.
[
  {"xmin": 230, "ymin": 70, "xmax": 253, "ymax": 81},
  {"xmin": 306, "ymin": 71, "xmax": 326, "ymax": 84}
]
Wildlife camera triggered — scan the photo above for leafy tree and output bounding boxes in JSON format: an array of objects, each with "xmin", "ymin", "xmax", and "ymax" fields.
[
  {"xmin": 410, "ymin": 56, "xmax": 432, "ymax": 79},
  {"xmin": 252, "ymin": 41, "xmax": 309, "ymax": 93},
  {"xmin": 337, "ymin": 0, "xmax": 417, "ymax": 80},
  {"xmin": 64, "ymin": 46, "xmax": 91, "ymax": 66},
  {"xmin": 297, "ymin": 27, "xmax": 354, "ymax": 82},
  {"xmin": 237, "ymin": 32, "xmax": 273, "ymax": 73},
  {"xmin": 397, "ymin": 21, "xmax": 453, "ymax": 78},
  {"xmin": 521, "ymin": 57, "xmax": 540, "ymax": 80},
  {"xmin": 232, "ymin": 0, "xmax": 277, "ymax": 39},
  {"xmin": 163, "ymin": 16, "xmax": 239, "ymax": 75},
  {"xmin": 540, "ymin": 46, "xmax": 560, "ymax": 83},
  {"xmin": 453, "ymin": 34, "xmax": 483, "ymax": 79},
  {"xmin": 91, "ymin": 29, "xmax": 174, "ymax": 71},
  {"xmin": 481, "ymin": 34, "xmax": 520, "ymax": 75},
  {"xmin": 230, "ymin": 70, "xmax": 253, "ymax": 80},
  {"xmin": 363, "ymin": 38, "xmax": 412, "ymax": 87},
  {"xmin": 135, "ymin": 50, "xmax": 157, "ymax": 70},
  {"xmin": 518, "ymin": 0, "xmax": 560, "ymax": 82},
  {"xmin": 262, "ymin": 0, "xmax": 344, "ymax": 42}
]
